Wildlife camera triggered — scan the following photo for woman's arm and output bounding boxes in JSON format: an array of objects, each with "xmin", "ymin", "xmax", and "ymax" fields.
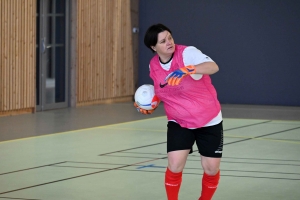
[{"xmin": 194, "ymin": 61, "xmax": 219, "ymax": 75}]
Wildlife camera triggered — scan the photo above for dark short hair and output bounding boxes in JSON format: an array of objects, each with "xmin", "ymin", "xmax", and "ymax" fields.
[{"xmin": 144, "ymin": 24, "xmax": 172, "ymax": 53}]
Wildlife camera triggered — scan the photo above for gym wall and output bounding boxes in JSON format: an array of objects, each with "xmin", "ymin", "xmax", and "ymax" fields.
[
  {"xmin": 0, "ymin": 0, "xmax": 139, "ymax": 116},
  {"xmin": 0, "ymin": 0, "xmax": 36, "ymax": 116},
  {"xmin": 138, "ymin": 0, "xmax": 300, "ymax": 106}
]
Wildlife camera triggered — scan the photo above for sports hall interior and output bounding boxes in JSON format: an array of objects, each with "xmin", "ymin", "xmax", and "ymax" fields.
[{"xmin": 0, "ymin": 1, "xmax": 299, "ymax": 200}]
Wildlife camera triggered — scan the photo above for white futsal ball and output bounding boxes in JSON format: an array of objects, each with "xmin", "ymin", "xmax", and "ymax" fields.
[{"xmin": 134, "ymin": 84, "xmax": 159, "ymax": 110}]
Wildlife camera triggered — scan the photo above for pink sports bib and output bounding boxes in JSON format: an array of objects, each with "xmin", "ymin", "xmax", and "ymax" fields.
[{"xmin": 150, "ymin": 45, "xmax": 221, "ymax": 128}]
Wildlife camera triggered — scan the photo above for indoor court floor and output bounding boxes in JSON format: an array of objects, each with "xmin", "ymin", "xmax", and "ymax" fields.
[{"xmin": 0, "ymin": 102, "xmax": 300, "ymax": 200}]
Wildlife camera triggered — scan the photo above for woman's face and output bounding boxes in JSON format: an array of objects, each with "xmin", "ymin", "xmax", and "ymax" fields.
[{"xmin": 152, "ymin": 31, "xmax": 175, "ymax": 57}]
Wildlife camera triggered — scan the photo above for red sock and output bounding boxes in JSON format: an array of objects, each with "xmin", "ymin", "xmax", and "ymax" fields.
[
  {"xmin": 199, "ymin": 170, "xmax": 220, "ymax": 200},
  {"xmin": 165, "ymin": 168, "xmax": 182, "ymax": 200}
]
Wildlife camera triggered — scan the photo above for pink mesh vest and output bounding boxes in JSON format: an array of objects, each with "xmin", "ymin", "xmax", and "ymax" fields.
[{"xmin": 150, "ymin": 45, "xmax": 221, "ymax": 128}]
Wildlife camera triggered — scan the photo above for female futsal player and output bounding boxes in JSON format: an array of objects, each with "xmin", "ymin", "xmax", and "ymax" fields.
[{"xmin": 134, "ymin": 23, "xmax": 223, "ymax": 200}]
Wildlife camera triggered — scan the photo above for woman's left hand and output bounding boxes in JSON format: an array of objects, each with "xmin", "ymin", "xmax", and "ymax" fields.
[{"xmin": 165, "ymin": 65, "xmax": 196, "ymax": 86}]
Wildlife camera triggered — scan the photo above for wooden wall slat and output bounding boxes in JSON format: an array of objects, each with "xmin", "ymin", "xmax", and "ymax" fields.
[
  {"xmin": 24, "ymin": 0, "xmax": 28, "ymax": 108},
  {"xmin": 12, "ymin": 0, "xmax": 16, "ymax": 109},
  {"xmin": 87, "ymin": 0, "xmax": 91, "ymax": 101},
  {"xmin": 15, "ymin": 0, "xmax": 20, "ymax": 109},
  {"xmin": 99, "ymin": 0, "xmax": 105, "ymax": 100},
  {"xmin": 20, "ymin": 0, "xmax": 25, "ymax": 109},
  {"xmin": 94, "ymin": 0, "xmax": 99, "ymax": 100},
  {"xmin": 26, "ymin": 0, "xmax": 30, "ymax": 108},
  {"xmin": 0, "ymin": 0, "xmax": 2, "ymax": 109},
  {"xmin": 0, "ymin": 0, "xmax": 36, "ymax": 116},
  {"xmin": 81, "ymin": 0, "xmax": 85, "ymax": 102},
  {"xmin": 76, "ymin": 0, "xmax": 81, "ymax": 105},
  {"xmin": 112, "ymin": 0, "xmax": 121, "ymax": 97},
  {"xmin": 76, "ymin": 0, "xmax": 135, "ymax": 106},
  {"xmin": 3, "ymin": 0, "xmax": 8, "ymax": 110}
]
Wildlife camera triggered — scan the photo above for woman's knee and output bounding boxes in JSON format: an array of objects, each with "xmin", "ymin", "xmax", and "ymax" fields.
[
  {"xmin": 201, "ymin": 156, "xmax": 221, "ymax": 175},
  {"xmin": 203, "ymin": 166, "xmax": 219, "ymax": 175},
  {"xmin": 167, "ymin": 150, "xmax": 190, "ymax": 172},
  {"xmin": 168, "ymin": 162, "xmax": 185, "ymax": 173}
]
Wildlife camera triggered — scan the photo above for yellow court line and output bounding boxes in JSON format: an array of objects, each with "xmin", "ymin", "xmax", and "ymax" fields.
[
  {"xmin": 98, "ymin": 128, "xmax": 300, "ymax": 145},
  {"xmin": 0, "ymin": 116, "xmax": 167, "ymax": 144},
  {"xmin": 225, "ymin": 134, "xmax": 300, "ymax": 145},
  {"xmin": 268, "ymin": 120, "xmax": 300, "ymax": 124},
  {"xmin": 101, "ymin": 127, "xmax": 166, "ymax": 132},
  {"xmin": 1, "ymin": 116, "xmax": 298, "ymax": 145},
  {"xmin": 224, "ymin": 118, "xmax": 300, "ymax": 123},
  {"xmin": 266, "ymin": 119, "xmax": 300, "ymax": 123}
]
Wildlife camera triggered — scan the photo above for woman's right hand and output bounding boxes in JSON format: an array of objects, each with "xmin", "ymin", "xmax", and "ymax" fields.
[{"xmin": 134, "ymin": 102, "xmax": 155, "ymax": 115}]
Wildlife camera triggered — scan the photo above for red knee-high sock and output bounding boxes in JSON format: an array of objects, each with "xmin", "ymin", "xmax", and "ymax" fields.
[
  {"xmin": 199, "ymin": 170, "xmax": 220, "ymax": 200},
  {"xmin": 165, "ymin": 168, "xmax": 182, "ymax": 200}
]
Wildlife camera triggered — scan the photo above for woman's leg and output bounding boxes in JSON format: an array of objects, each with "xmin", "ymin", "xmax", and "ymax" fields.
[
  {"xmin": 165, "ymin": 149, "xmax": 190, "ymax": 200},
  {"xmin": 168, "ymin": 149, "xmax": 190, "ymax": 172},
  {"xmin": 199, "ymin": 156, "xmax": 221, "ymax": 200},
  {"xmin": 165, "ymin": 121, "xmax": 195, "ymax": 200},
  {"xmin": 201, "ymin": 156, "xmax": 221, "ymax": 175},
  {"xmin": 195, "ymin": 121, "xmax": 223, "ymax": 200}
]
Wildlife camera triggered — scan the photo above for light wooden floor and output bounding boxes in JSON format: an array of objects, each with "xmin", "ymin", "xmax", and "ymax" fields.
[{"xmin": 0, "ymin": 103, "xmax": 300, "ymax": 200}]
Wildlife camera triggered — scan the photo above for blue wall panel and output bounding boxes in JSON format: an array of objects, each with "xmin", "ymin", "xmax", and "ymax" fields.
[{"xmin": 138, "ymin": 0, "xmax": 300, "ymax": 106}]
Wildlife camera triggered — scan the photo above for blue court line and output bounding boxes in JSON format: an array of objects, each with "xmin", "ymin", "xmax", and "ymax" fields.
[
  {"xmin": 137, "ymin": 164, "xmax": 155, "ymax": 169},
  {"xmin": 136, "ymin": 164, "xmax": 165, "ymax": 169}
]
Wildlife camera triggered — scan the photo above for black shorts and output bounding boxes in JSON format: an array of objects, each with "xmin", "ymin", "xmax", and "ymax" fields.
[{"xmin": 167, "ymin": 121, "xmax": 223, "ymax": 158}]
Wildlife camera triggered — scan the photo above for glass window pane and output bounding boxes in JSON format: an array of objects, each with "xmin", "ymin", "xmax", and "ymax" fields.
[
  {"xmin": 55, "ymin": 46, "xmax": 66, "ymax": 103},
  {"xmin": 56, "ymin": 16, "xmax": 65, "ymax": 44},
  {"xmin": 47, "ymin": 17, "xmax": 52, "ymax": 45},
  {"xmin": 47, "ymin": 0, "xmax": 53, "ymax": 14},
  {"xmin": 56, "ymin": 0, "xmax": 65, "ymax": 14},
  {"xmin": 45, "ymin": 49, "xmax": 55, "ymax": 104}
]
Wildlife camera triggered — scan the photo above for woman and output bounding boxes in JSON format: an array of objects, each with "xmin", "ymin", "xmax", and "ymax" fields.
[{"xmin": 135, "ymin": 23, "xmax": 223, "ymax": 200}]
